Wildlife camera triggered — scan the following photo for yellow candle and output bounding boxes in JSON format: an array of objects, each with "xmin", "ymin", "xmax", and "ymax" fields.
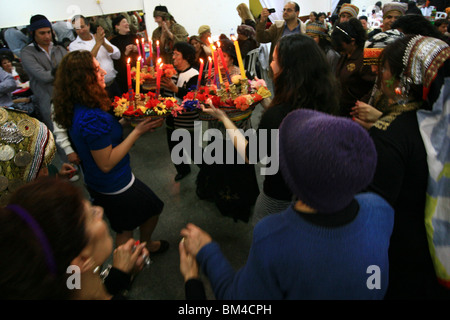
[
  {"xmin": 231, "ymin": 36, "xmax": 246, "ymax": 79},
  {"xmin": 212, "ymin": 45, "xmax": 223, "ymax": 84},
  {"xmin": 136, "ymin": 57, "xmax": 141, "ymax": 95}
]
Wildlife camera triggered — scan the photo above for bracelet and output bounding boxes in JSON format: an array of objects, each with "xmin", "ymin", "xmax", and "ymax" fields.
[{"xmin": 99, "ymin": 264, "xmax": 112, "ymax": 282}]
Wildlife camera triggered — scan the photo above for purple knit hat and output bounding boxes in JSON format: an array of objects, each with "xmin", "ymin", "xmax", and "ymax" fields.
[{"xmin": 279, "ymin": 109, "xmax": 377, "ymax": 212}]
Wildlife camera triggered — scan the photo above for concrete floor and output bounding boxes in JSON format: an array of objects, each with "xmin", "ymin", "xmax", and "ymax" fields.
[{"xmin": 69, "ymin": 102, "xmax": 267, "ymax": 300}]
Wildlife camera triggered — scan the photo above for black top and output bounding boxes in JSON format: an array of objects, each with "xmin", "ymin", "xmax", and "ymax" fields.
[
  {"xmin": 249, "ymin": 103, "xmax": 294, "ymax": 201},
  {"xmin": 368, "ymin": 109, "xmax": 449, "ymax": 299},
  {"xmin": 185, "ymin": 278, "xmax": 207, "ymax": 300},
  {"xmin": 110, "ymin": 33, "xmax": 140, "ymax": 95}
]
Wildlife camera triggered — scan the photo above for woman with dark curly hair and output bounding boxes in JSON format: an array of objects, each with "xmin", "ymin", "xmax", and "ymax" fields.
[
  {"xmin": 332, "ymin": 17, "xmax": 377, "ymax": 117},
  {"xmin": 53, "ymin": 50, "xmax": 169, "ymax": 256}
]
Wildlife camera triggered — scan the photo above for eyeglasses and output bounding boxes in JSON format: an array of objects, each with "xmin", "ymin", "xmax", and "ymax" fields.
[
  {"xmin": 283, "ymin": 8, "xmax": 294, "ymax": 12},
  {"xmin": 335, "ymin": 25, "xmax": 351, "ymax": 38}
]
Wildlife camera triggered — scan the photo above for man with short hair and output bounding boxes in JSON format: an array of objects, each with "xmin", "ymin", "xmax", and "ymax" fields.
[
  {"xmin": 21, "ymin": 15, "xmax": 80, "ymax": 169},
  {"xmin": 21, "ymin": 14, "xmax": 67, "ymax": 132},
  {"xmin": 69, "ymin": 15, "xmax": 121, "ymax": 98},
  {"xmin": 256, "ymin": 1, "xmax": 306, "ymax": 64}
]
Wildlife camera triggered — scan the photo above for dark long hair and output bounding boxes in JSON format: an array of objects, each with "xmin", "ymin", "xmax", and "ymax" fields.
[
  {"xmin": 270, "ymin": 33, "xmax": 339, "ymax": 115},
  {"xmin": 391, "ymin": 14, "xmax": 447, "ymax": 42},
  {"xmin": 53, "ymin": 50, "xmax": 111, "ymax": 129},
  {"xmin": 0, "ymin": 177, "xmax": 87, "ymax": 299},
  {"xmin": 331, "ymin": 18, "xmax": 367, "ymax": 49}
]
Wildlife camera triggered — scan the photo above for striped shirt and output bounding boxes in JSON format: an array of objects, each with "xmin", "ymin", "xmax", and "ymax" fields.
[{"xmin": 168, "ymin": 67, "xmax": 199, "ymax": 130}]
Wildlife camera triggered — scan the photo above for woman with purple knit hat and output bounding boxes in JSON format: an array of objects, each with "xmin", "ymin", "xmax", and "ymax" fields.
[{"xmin": 179, "ymin": 109, "xmax": 395, "ymax": 299}]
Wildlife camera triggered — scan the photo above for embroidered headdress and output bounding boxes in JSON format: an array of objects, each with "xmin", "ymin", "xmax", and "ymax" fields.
[
  {"xmin": 0, "ymin": 108, "xmax": 55, "ymax": 205},
  {"xmin": 400, "ymin": 35, "xmax": 450, "ymax": 100}
]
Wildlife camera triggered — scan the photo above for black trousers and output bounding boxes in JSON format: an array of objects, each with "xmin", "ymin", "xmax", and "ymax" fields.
[{"xmin": 166, "ymin": 126, "xmax": 199, "ymax": 175}]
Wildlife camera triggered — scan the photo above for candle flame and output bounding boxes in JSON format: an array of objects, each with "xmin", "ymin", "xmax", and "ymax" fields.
[
  {"xmin": 217, "ymin": 41, "xmax": 221, "ymax": 48},
  {"xmin": 208, "ymin": 37, "xmax": 213, "ymax": 44},
  {"xmin": 208, "ymin": 56, "xmax": 212, "ymax": 61},
  {"xmin": 231, "ymin": 35, "xmax": 237, "ymax": 41},
  {"xmin": 136, "ymin": 39, "xmax": 139, "ymax": 44},
  {"xmin": 157, "ymin": 58, "xmax": 162, "ymax": 64},
  {"xmin": 199, "ymin": 58, "xmax": 204, "ymax": 63},
  {"xmin": 127, "ymin": 58, "xmax": 131, "ymax": 63},
  {"xmin": 156, "ymin": 40, "xmax": 159, "ymax": 46},
  {"xmin": 138, "ymin": 56, "xmax": 141, "ymax": 61},
  {"xmin": 212, "ymin": 45, "xmax": 216, "ymax": 50},
  {"xmin": 141, "ymin": 37, "xmax": 145, "ymax": 42}
]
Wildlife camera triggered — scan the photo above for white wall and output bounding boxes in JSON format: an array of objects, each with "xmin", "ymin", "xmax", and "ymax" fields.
[
  {"xmin": 0, "ymin": 0, "xmax": 144, "ymax": 28},
  {"xmin": 1, "ymin": 0, "xmax": 245, "ymax": 37},
  {"xmin": 0, "ymin": 0, "xmax": 334, "ymax": 33}
]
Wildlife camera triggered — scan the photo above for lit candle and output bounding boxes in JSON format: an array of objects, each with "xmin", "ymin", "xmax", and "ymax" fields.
[
  {"xmin": 136, "ymin": 39, "xmax": 142, "ymax": 63},
  {"xmin": 217, "ymin": 41, "xmax": 232, "ymax": 84},
  {"xmin": 207, "ymin": 56, "xmax": 212, "ymax": 85},
  {"xmin": 231, "ymin": 36, "xmax": 246, "ymax": 79},
  {"xmin": 126, "ymin": 57, "xmax": 131, "ymax": 89},
  {"xmin": 156, "ymin": 57, "xmax": 161, "ymax": 73},
  {"xmin": 213, "ymin": 50, "xmax": 221, "ymax": 89},
  {"xmin": 197, "ymin": 58, "xmax": 204, "ymax": 90},
  {"xmin": 156, "ymin": 40, "xmax": 160, "ymax": 61},
  {"xmin": 148, "ymin": 39, "xmax": 153, "ymax": 66},
  {"xmin": 212, "ymin": 46, "xmax": 222, "ymax": 85},
  {"xmin": 208, "ymin": 37, "xmax": 215, "ymax": 55},
  {"xmin": 127, "ymin": 57, "xmax": 132, "ymax": 100},
  {"xmin": 141, "ymin": 38, "xmax": 146, "ymax": 65},
  {"xmin": 136, "ymin": 57, "xmax": 141, "ymax": 95},
  {"xmin": 156, "ymin": 62, "xmax": 163, "ymax": 97}
]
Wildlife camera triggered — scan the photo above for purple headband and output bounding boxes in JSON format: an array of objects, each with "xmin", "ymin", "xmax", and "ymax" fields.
[{"xmin": 7, "ymin": 204, "xmax": 57, "ymax": 276}]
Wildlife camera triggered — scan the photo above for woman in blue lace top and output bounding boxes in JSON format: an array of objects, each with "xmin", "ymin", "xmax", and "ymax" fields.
[{"xmin": 53, "ymin": 50, "xmax": 169, "ymax": 255}]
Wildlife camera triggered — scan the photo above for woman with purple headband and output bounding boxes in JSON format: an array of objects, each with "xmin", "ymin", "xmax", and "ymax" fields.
[{"xmin": 0, "ymin": 177, "xmax": 150, "ymax": 299}]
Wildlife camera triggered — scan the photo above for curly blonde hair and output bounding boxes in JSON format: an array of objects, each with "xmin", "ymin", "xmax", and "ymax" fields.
[{"xmin": 53, "ymin": 50, "xmax": 112, "ymax": 129}]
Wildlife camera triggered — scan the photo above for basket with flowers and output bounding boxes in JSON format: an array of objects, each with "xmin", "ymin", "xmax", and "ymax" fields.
[
  {"xmin": 181, "ymin": 76, "xmax": 271, "ymax": 121},
  {"xmin": 112, "ymin": 90, "xmax": 184, "ymax": 122}
]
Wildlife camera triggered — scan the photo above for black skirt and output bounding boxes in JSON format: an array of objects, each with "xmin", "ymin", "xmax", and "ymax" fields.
[
  {"xmin": 196, "ymin": 135, "xmax": 260, "ymax": 223},
  {"xmin": 88, "ymin": 177, "xmax": 164, "ymax": 233}
]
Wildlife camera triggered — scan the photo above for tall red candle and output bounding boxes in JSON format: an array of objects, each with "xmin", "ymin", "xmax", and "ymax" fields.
[
  {"xmin": 197, "ymin": 58, "xmax": 204, "ymax": 90},
  {"xmin": 213, "ymin": 50, "xmax": 221, "ymax": 89},
  {"xmin": 217, "ymin": 42, "xmax": 232, "ymax": 84},
  {"xmin": 136, "ymin": 39, "xmax": 142, "ymax": 63},
  {"xmin": 126, "ymin": 58, "xmax": 131, "ymax": 88},
  {"xmin": 148, "ymin": 39, "xmax": 153, "ymax": 66},
  {"xmin": 156, "ymin": 62, "xmax": 163, "ymax": 97},
  {"xmin": 141, "ymin": 38, "xmax": 146, "ymax": 65}
]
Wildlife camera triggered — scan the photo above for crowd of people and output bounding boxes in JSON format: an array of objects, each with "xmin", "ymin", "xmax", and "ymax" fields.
[{"xmin": 0, "ymin": 0, "xmax": 449, "ymax": 301}]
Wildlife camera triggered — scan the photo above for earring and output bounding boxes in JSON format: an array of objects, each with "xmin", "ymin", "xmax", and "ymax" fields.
[{"xmin": 394, "ymin": 77, "xmax": 412, "ymax": 105}]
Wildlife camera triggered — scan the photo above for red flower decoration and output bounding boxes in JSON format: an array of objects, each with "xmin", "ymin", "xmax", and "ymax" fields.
[
  {"xmin": 184, "ymin": 92, "xmax": 195, "ymax": 100},
  {"xmin": 211, "ymin": 95, "xmax": 221, "ymax": 107},
  {"xmin": 165, "ymin": 99, "xmax": 174, "ymax": 108}
]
